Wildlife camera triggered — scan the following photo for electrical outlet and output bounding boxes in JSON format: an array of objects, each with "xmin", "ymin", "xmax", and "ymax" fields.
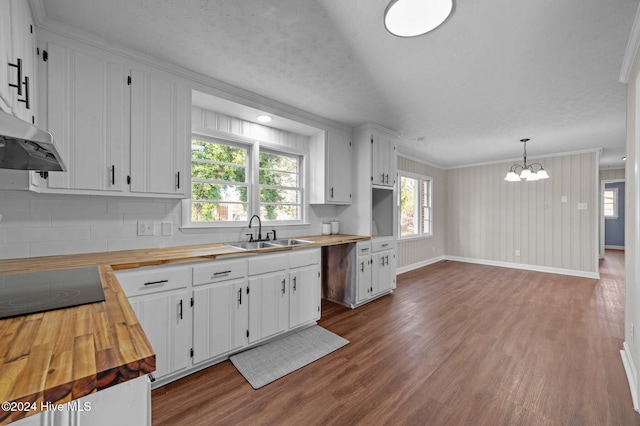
[
  {"xmin": 137, "ymin": 221, "xmax": 154, "ymax": 236},
  {"xmin": 515, "ymin": 250, "xmax": 520, "ymax": 257}
]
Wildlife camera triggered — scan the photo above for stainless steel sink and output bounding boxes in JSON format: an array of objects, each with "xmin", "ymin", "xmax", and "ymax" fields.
[
  {"xmin": 268, "ymin": 239, "xmax": 313, "ymax": 247},
  {"xmin": 225, "ymin": 241, "xmax": 277, "ymax": 250},
  {"xmin": 225, "ymin": 239, "xmax": 313, "ymax": 250}
]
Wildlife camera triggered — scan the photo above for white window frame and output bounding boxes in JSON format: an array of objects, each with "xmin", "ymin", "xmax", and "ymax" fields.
[
  {"xmin": 397, "ymin": 171, "xmax": 433, "ymax": 240},
  {"xmin": 183, "ymin": 129, "xmax": 307, "ymax": 228},
  {"xmin": 604, "ymin": 187, "xmax": 619, "ymax": 219}
]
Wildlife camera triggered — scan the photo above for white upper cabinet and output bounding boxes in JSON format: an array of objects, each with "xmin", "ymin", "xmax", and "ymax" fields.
[
  {"xmin": 40, "ymin": 40, "xmax": 127, "ymax": 192},
  {"xmin": 34, "ymin": 32, "xmax": 189, "ymax": 198},
  {"xmin": 0, "ymin": 1, "xmax": 13, "ymax": 112},
  {"xmin": 371, "ymin": 133, "xmax": 396, "ymax": 188},
  {"xmin": 309, "ymin": 129, "xmax": 353, "ymax": 205},
  {"xmin": 1, "ymin": 0, "xmax": 36, "ymax": 120},
  {"xmin": 130, "ymin": 69, "xmax": 189, "ymax": 196}
]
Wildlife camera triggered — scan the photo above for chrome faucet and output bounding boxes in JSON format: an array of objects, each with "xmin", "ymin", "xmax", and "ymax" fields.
[{"xmin": 248, "ymin": 215, "xmax": 262, "ymax": 242}]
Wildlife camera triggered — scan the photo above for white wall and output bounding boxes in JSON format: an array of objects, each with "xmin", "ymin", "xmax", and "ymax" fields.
[
  {"xmin": 445, "ymin": 152, "xmax": 599, "ymax": 276},
  {"xmin": 396, "ymin": 156, "xmax": 446, "ymax": 271}
]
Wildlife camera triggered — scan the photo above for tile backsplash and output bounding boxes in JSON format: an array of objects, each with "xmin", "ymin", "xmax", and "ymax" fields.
[{"xmin": 0, "ymin": 190, "xmax": 334, "ymax": 259}]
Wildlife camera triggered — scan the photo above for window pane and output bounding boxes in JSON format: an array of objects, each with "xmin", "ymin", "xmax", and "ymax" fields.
[
  {"xmin": 400, "ymin": 176, "xmax": 418, "ymax": 237},
  {"xmin": 192, "ymin": 162, "xmax": 246, "ymax": 182},
  {"xmin": 260, "ymin": 204, "xmax": 300, "ymax": 221},
  {"xmin": 192, "ymin": 139, "xmax": 246, "ymax": 164},
  {"xmin": 259, "ymin": 152, "xmax": 297, "ymax": 171},
  {"xmin": 259, "ymin": 169, "xmax": 298, "ymax": 187},
  {"xmin": 191, "ymin": 202, "xmax": 248, "ymax": 222},
  {"xmin": 260, "ymin": 188, "xmax": 300, "ymax": 204},
  {"xmin": 192, "ymin": 183, "xmax": 248, "ymax": 203}
]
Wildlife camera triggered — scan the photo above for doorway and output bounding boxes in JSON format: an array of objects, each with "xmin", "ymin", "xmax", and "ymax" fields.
[{"xmin": 600, "ymin": 178, "xmax": 625, "ymax": 257}]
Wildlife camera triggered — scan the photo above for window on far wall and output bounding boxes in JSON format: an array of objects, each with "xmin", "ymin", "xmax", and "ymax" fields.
[
  {"xmin": 398, "ymin": 172, "xmax": 432, "ymax": 239},
  {"xmin": 603, "ymin": 187, "xmax": 619, "ymax": 219},
  {"xmin": 189, "ymin": 135, "xmax": 304, "ymax": 225}
]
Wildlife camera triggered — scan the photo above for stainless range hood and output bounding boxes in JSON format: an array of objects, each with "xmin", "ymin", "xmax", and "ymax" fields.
[{"xmin": 0, "ymin": 110, "xmax": 66, "ymax": 172}]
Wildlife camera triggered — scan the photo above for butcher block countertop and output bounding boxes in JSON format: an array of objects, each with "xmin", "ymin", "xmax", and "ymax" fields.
[{"xmin": 0, "ymin": 234, "xmax": 368, "ymax": 424}]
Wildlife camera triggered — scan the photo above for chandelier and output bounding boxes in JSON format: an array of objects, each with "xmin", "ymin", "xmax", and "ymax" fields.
[{"xmin": 504, "ymin": 139, "xmax": 549, "ymax": 182}]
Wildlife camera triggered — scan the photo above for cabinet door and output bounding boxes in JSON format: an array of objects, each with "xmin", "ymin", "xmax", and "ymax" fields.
[
  {"xmin": 326, "ymin": 132, "xmax": 352, "ymax": 204},
  {"xmin": 372, "ymin": 135, "xmax": 395, "ymax": 187},
  {"xmin": 42, "ymin": 41, "xmax": 127, "ymax": 192},
  {"xmin": 248, "ymin": 272, "xmax": 288, "ymax": 343},
  {"xmin": 356, "ymin": 254, "xmax": 372, "ymax": 303},
  {"xmin": 372, "ymin": 251, "xmax": 392, "ymax": 296},
  {"xmin": 130, "ymin": 69, "xmax": 188, "ymax": 196},
  {"xmin": 0, "ymin": 1, "xmax": 12, "ymax": 112},
  {"xmin": 289, "ymin": 265, "xmax": 320, "ymax": 328},
  {"xmin": 8, "ymin": 0, "xmax": 35, "ymax": 122},
  {"xmin": 129, "ymin": 290, "xmax": 190, "ymax": 380},
  {"xmin": 192, "ymin": 280, "xmax": 248, "ymax": 364}
]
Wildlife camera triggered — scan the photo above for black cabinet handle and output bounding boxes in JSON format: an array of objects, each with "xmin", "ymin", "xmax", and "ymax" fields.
[
  {"xmin": 282, "ymin": 279, "xmax": 286, "ymax": 294},
  {"xmin": 381, "ymin": 173, "xmax": 385, "ymax": 183},
  {"xmin": 17, "ymin": 76, "xmax": 30, "ymax": 109},
  {"xmin": 8, "ymin": 58, "xmax": 23, "ymax": 95},
  {"xmin": 144, "ymin": 279, "xmax": 168, "ymax": 286},
  {"xmin": 330, "ymin": 187, "xmax": 334, "ymax": 198},
  {"xmin": 212, "ymin": 270, "xmax": 232, "ymax": 277},
  {"xmin": 381, "ymin": 243, "xmax": 389, "ymax": 248},
  {"xmin": 176, "ymin": 171, "xmax": 180, "ymax": 189},
  {"xmin": 293, "ymin": 276, "xmax": 297, "ymax": 291},
  {"xmin": 179, "ymin": 299, "xmax": 183, "ymax": 320},
  {"xmin": 111, "ymin": 165, "xmax": 115, "ymax": 185},
  {"xmin": 238, "ymin": 288, "xmax": 242, "ymax": 305}
]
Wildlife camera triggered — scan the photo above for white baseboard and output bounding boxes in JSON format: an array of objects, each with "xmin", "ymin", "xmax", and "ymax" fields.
[
  {"xmin": 397, "ymin": 256, "xmax": 445, "ymax": 275},
  {"xmin": 605, "ymin": 245, "xmax": 625, "ymax": 250},
  {"xmin": 443, "ymin": 256, "xmax": 601, "ymax": 279},
  {"xmin": 621, "ymin": 341, "xmax": 639, "ymax": 411}
]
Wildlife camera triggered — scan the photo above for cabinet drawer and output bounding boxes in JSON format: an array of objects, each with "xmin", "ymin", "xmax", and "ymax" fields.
[
  {"xmin": 371, "ymin": 238, "xmax": 395, "ymax": 253},
  {"xmin": 356, "ymin": 241, "xmax": 372, "ymax": 256},
  {"xmin": 193, "ymin": 259, "xmax": 247, "ymax": 286},
  {"xmin": 116, "ymin": 266, "xmax": 189, "ymax": 297},
  {"xmin": 289, "ymin": 248, "xmax": 321, "ymax": 269},
  {"xmin": 248, "ymin": 253, "xmax": 288, "ymax": 276}
]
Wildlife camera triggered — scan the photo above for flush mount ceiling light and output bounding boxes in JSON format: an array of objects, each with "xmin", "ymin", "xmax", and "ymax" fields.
[
  {"xmin": 504, "ymin": 139, "xmax": 550, "ymax": 182},
  {"xmin": 257, "ymin": 115, "xmax": 272, "ymax": 123},
  {"xmin": 384, "ymin": 0, "xmax": 454, "ymax": 37}
]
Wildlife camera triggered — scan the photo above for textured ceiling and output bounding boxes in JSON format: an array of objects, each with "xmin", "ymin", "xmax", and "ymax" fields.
[{"xmin": 40, "ymin": 0, "xmax": 638, "ymax": 168}]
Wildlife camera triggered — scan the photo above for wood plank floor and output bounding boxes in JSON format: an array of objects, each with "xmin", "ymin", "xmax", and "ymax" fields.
[{"xmin": 152, "ymin": 250, "xmax": 639, "ymax": 425}]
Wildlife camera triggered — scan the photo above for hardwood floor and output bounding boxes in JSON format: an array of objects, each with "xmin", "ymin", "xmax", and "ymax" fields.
[{"xmin": 152, "ymin": 250, "xmax": 638, "ymax": 425}]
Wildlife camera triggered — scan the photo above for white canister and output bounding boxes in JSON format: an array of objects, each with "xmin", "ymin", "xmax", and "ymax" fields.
[
  {"xmin": 322, "ymin": 222, "xmax": 331, "ymax": 235},
  {"xmin": 330, "ymin": 220, "xmax": 339, "ymax": 234}
]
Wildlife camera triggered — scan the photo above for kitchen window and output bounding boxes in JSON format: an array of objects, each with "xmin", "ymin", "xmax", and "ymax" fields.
[
  {"xmin": 398, "ymin": 172, "xmax": 432, "ymax": 239},
  {"xmin": 188, "ymin": 134, "xmax": 304, "ymax": 225},
  {"xmin": 604, "ymin": 188, "xmax": 619, "ymax": 219}
]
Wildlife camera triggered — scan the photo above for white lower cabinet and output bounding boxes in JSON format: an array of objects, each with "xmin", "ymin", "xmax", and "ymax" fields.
[
  {"xmin": 115, "ymin": 265, "xmax": 191, "ymax": 382},
  {"xmin": 356, "ymin": 238, "xmax": 396, "ymax": 304},
  {"xmin": 12, "ymin": 375, "xmax": 151, "ymax": 426},
  {"xmin": 192, "ymin": 279, "xmax": 248, "ymax": 364},
  {"xmin": 192, "ymin": 258, "xmax": 249, "ymax": 364},
  {"xmin": 114, "ymin": 248, "xmax": 322, "ymax": 388}
]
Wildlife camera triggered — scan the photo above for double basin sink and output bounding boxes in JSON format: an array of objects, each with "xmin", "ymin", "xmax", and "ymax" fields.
[{"xmin": 225, "ymin": 238, "xmax": 313, "ymax": 251}]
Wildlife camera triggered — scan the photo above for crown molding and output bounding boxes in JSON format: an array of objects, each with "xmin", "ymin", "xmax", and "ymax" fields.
[
  {"xmin": 620, "ymin": 2, "xmax": 640, "ymax": 83},
  {"xmin": 396, "ymin": 153, "xmax": 446, "ymax": 170},
  {"xmin": 354, "ymin": 123, "xmax": 401, "ymax": 138},
  {"xmin": 29, "ymin": 0, "xmax": 351, "ymax": 134},
  {"xmin": 444, "ymin": 147, "xmax": 603, "ymax": 170}
]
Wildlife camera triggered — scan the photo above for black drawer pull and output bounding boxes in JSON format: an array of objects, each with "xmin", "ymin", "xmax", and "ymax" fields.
[
  {"xmin": 144, "ymin": 279, "xmax": 168, "ymax": 286},
  {"xmin": 212, "ymin": 270, "xmax": 232, "ymax": 276},
  {"xmin": 381, "ymin": 243, "xmax": 389, "ymax": 248}
]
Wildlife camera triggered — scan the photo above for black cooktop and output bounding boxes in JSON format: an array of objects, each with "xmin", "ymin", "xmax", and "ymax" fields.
[{"xmin": 0, "ymin": 266, "xmax": 105, "ymax": 320}]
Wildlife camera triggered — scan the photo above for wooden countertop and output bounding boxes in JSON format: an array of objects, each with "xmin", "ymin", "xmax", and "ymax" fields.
[{"xmin": 0, "ymin": 234, "xmax": 368, "ymax": 424}]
